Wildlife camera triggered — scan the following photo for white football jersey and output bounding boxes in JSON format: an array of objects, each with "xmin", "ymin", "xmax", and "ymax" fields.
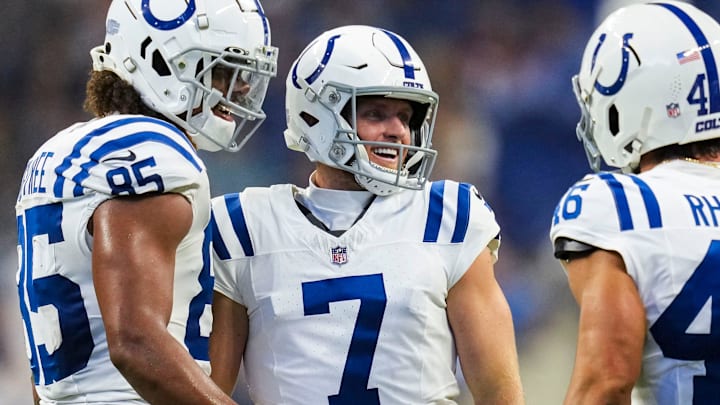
[
  {"xmin": 212, "ymin": 180, "xmax": 500, "ymax": 405},
  {"xmin": 15, "ymin": 115, "xmax": 214, "ymax": 404},
  {"xmin": 550, "ymin": 160, "xmax": 720, "ymax": 404}
]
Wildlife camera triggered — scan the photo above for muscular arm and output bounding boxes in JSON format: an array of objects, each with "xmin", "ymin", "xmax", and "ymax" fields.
[
  {"xmin": 92, "ymin": 193, "xmax": 235, "ymax": 405},
  {"xmin": 209, "ymin": 292, "xmax": 248, "ymax": 395},
  {"xmin": 562, "ymin": 249, "xmax": 646, "ymax": 405},
  {"xmin": 447, "ymin": 248, "xmax": 524, "ymax": 404}
]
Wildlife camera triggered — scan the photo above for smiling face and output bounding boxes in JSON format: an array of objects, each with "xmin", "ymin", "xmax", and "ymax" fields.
[
  {"xmin": 209, "ymin": 65, "xmax": 252, "ymax": 122},
  {"xmin": 353, "ymin": 96, "xmax": 414, "ymax": 171},
  {"xmin": 312, "ymin": 96, "xmax": 416, "ymax": 191},
  {"xmin": 188, "ymin": 65, "xmax": 252, "ymax": 122},
  {"xmin": 185, "ymin": 63, "xmax": 257, "ymax": 152}
]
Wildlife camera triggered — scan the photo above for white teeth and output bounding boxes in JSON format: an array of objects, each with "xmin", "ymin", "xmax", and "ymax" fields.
[
  {"xmin": 216, "ymin": 105, "xmax": 231, "ymax": 114},
  {"xmin": 373, "ymin": 147, "xmax": 398, "ymax": 157}
]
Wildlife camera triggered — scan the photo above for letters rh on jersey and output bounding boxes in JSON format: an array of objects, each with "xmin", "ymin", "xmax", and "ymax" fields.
[{"xmin": 685, "ymin": 194, "xmax": 720, "ymax": 226}]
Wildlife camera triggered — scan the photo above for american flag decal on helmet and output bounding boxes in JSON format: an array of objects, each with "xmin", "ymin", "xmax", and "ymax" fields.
[
  {"xmin": 676, "ymin": 49, "xmax": 701, "ymax": 64},
  {"xmin": 331, "ymin": 246, "xmax": 348, "ymax": 265}
]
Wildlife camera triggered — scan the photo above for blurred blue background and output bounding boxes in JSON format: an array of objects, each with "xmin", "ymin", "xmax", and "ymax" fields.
[{"xmin": 2, "ymin": 1, "xmax": 719, "ymax": 404}]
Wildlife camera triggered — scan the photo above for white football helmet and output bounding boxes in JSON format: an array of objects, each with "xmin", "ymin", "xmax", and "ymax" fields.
[
  {"xmin": 284, "ymin": 25, "xmax": 439, "ymax": 195},
  {"xmin": 574, "ymin": 1, "xmax": 720, "ymax": 172},
  {"xmin": 91, "ymin": 0, "xmax": 278, "ymax": 152}
]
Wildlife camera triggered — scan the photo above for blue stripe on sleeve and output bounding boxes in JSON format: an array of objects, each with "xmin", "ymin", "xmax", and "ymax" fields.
[
  {"xmin": 598, "ymin": 173, "xmax": 634, "ymax": 231},
  {"xmin": 423, "ymin": 181, "xmax": 445, "ymax": 242},
  {"xmin": 224, "ymin": 193, "xmax": 255, "ymax": 257},
  {"xmin": 451, "ymin": 183, "xmax": 472, "ymax": 243},
  {"xmin": 630, "ymin": 175, "xmax": 663, "ymax": 229},
  {"xmin": 54, "ymin": 117, "xmax": 198, "ymax": 198},
  {"xmin": 210, "ymin": 211, "xmax": 231, "ymax": 260},
  {"xmin": 70, "ymin": 132, "xmax": 202, "ymax": 197}
]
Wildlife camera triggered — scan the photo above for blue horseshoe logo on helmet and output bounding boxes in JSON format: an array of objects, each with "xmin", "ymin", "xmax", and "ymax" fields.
[
  {"xmin": 591, "ymin": 32, "xmax": 634, "ymax": 96},
  {"xmin": 142, "ymin": 0, "xmax": 196, "ymax": 31}
]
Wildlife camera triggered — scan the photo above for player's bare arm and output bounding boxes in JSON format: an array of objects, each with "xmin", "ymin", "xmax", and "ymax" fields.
[
  {"xmin": 562, "ymin": 249, "xmax": 645, "ymax": 405},
  {"xmin": 447, "ymin": 248, "xmax": 524, "ymax": 405},
  {"xmin": 210, "ymin": 292, "xmax": 249, "ymax": 395},
  {"xmin": 92, "ymin": 193, "xmax": 235, "ymax": 405}
]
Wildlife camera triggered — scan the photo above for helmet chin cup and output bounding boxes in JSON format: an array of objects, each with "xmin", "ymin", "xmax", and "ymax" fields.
[
  {"xmin": 349, "ymin": 141, "xmax": 435, "ymax": 196},
  {"xmin": 190, "ymin": 114, "xmax": 236, "ymax": 152},
  {"xmin": 352, "ymin": 161, "xmax": 404, "ymax": 196},
  {"xmin": 354, "ymin": 174, "xmax": 402, "ymax": 196}
]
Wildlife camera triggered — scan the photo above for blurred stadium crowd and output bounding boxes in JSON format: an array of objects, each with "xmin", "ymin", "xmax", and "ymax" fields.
[{"xmin": 2, "ymin": 1, "xmax": 719, "ymax": 404}]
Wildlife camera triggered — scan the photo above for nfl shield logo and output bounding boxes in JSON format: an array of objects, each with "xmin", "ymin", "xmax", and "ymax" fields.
[
  {"xmin": 331, "ymin": 246, "xmax": 348, "ymax": 265},
  {"xmin": 666, "ymin": 103, "xmax": 681, "ymax": 118}
]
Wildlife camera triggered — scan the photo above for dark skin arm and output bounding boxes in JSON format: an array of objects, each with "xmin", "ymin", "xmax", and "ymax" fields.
[
  {"xmin": 562, "ymin": 249, "xmax": 646, "ymax": 405},
  {"xmin": 92, "ymin": 193, "xmax": 235, "ymax": 404},
  {"xmin": 209, "ymin": 292, "xmax": 249, "ymax": 395}
]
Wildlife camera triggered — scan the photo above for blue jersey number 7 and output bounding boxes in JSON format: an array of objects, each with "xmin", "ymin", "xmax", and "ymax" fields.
[{"xmin": 302, "ymin": 274, "xmax": 387, "ymax": 405}]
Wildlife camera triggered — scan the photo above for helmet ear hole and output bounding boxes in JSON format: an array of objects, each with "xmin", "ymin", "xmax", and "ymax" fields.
[
  {"xmin": 152, "ymin": 50, "xmax": 171, "ymax": 77},
  {"xmin": 623, "ymin": 142, "xmax": 634, "ymax": 154},
  {"xmin": 300, "ymin": 111, "xmax": 319, "ymax": 127},
  {"xmin": 609, "ymin": 104, "xmax": 620, "ymax": 136}
]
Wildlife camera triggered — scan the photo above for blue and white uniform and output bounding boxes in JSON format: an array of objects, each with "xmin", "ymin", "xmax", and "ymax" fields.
[
  {"xmin": 15, "ymin": 114, "xmax": 214, "ymax": 404},
  {"xmin": 212, "ymin": 180, "xmax": 500, "ymax": 404},
  {"xmin": 550, "ymin": 161, "xmax": 720, "ymax": 404}
]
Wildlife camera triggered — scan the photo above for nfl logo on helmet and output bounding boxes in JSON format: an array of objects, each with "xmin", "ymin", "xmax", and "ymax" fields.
[
  {"xmin": 330, "ymin": 246, "xmax": 348, "ymax": 265},
  {"xmin": 666, "ymin": 103, "xmax": 681, "ymax": 118}
]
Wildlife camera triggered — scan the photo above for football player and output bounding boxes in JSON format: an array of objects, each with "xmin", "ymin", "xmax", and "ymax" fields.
[
  {"xmin": 15, "ymin": 0, "xmax": 277, "ymax": 403},
  {"xmin": 209, "ymin": 25, "xmax": 523, "ymax": 404},
  {"xmin": 551, "ymin": 1, "xmax": 720, "ymax": 403}
]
